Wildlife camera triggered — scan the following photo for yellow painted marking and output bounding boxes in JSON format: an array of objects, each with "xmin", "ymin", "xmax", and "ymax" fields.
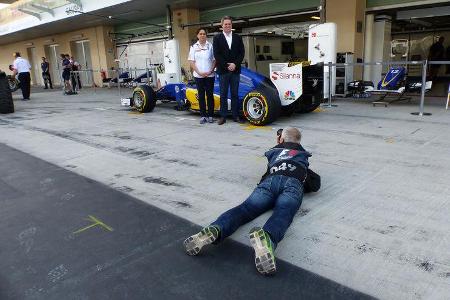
[
  {"xmin": 312, "ymin": 107, "xmax": 323, "ymax": 113},
  {"xmin": 73, "ymin": 215, "xmax": 114, "ymax": 234},
  {"xmin": 385, "ymin": 138, "xmax": 395, "ymax": 144},
  {"xmin": 128, "ymin": 111, "xmax": 143, "ymax": 115},
  {"xmin": 241, "ymin": 124, "xmax": 271, "ymax": 131}
]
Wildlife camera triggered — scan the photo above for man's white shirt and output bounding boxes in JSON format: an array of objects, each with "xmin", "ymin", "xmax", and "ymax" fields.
[
  {"xmin": 13, "ymin": 57, "xmax": 31, "ymax": 73},
  {"xmin": 223, "ymin": 31, "xmax": 232, "ymax": 49},
  {"xmin": 188, "ymin": 40, "xmax": 215, "ymax": 78}
]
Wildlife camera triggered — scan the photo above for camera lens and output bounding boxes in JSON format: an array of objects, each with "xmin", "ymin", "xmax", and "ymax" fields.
[{"xmin": 277, "ymin": 129, "xmax": 283, "ymax": 136}]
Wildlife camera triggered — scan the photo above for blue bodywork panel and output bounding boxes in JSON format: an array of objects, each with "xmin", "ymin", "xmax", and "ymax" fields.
[
  {"xmin": 155, "ymin": 67, "xmax": 277, "ymax": 105},
  {"xmin": 377, "ymin": 66, "xmax": 406, "ymax": 90}
]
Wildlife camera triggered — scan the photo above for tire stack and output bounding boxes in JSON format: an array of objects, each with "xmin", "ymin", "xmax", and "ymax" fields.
[{"xmin": 0, "ymin": 71, "xmax": 14, "ymax": 114}]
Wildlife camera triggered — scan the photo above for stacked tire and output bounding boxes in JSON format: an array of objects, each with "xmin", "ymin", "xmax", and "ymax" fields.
[{"xmin": 0, "ymin": 71, "xmax": 14, "ymax": 114}]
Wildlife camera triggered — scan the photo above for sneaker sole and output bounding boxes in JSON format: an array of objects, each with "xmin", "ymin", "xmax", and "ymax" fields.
[
  {"xmin": 183, "ymin": 229, "xmax": 216, "ymax": 256},
  {"xmin": 249, "ymin": 228, "xmax": 276, "ymax": 275}
]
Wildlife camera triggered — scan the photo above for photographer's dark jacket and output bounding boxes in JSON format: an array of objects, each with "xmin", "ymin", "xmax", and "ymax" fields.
[{"xmin": 260, "ymin": 142, "xmax": 310, "ymax": 183}]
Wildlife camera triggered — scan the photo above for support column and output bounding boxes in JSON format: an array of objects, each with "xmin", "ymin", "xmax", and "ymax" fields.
[
  {"xmin": 171, "ymin": 8, "xmax": 200, "ymax": 73},
  {"xmin": 371, "ymin": 15, "xmax": 392, "ymax": 86},
  {"xmin": 96, "ymin": 26, "xmax": 116, "ymax": 73},
  {"xmin": 326, "ymin": 0, "xmax": 366, "ymax": 78},
  {"xmin": 363, "ymin": 13, "xmax": 374, "ymax": 81}
]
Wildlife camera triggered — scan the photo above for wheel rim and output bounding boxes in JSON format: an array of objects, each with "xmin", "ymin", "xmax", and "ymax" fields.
[
  {"xmin": 133, "ymin": 91, "xmax": 144, "ymax": 108},
  {"xmin": 8, "ymin": 81, "xmax": 16, "ymax": 90},
  {"xmin": 246, "ymin": 96, "xmax": 265, "ymax": 119}
]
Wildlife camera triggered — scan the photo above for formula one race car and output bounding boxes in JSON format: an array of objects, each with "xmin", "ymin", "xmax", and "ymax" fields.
[
  {"xmin": 347, "ymin": 66, "xmax": 432, "ymax": 103},
  {"xmin": 121, "ymin": 62, "xmax": 324, "ymax": 126}
]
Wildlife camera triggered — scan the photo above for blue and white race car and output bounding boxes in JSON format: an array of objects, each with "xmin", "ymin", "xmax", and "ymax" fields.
[{"xmin": 123, "ymin": 62, "xmax": 324, "ymax": 126}]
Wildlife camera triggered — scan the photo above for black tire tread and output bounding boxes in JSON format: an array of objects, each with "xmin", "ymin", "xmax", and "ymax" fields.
[
  {"xmin": 0, "ymin": 72, "xmax": 14, "ymax": 114},
  {"xmin": 133, "ymin": 85, "xmax": 156, "ymax": 113},
  {"xmin": 243, "ymin": 86, "xmax": 280, "ymax": 126}
]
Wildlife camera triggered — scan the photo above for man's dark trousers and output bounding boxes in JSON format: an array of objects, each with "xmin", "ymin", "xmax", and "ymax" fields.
[
  {"xmin": 211, "ymin": 175, "xmax": 303, "ymax": 248},
  {"xmin": 219, "ymin": 72, "xmax": 240, "ymax": 119},
  {"xmin": 18, "ymin": 72, "xmax": 31, "ymax": 99}
]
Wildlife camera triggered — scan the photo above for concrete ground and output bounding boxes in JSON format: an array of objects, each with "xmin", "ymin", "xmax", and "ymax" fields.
[
  {"xmin": 0, "ymin": 143, "xmax": 372, "ymax": 300},
  {"xmin": 1, "ymin": 86, "xmax": 449, "ymax": 300}
]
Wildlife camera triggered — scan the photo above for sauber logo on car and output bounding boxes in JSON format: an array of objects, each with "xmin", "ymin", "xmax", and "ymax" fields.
[
  {"xmin": 271, "ymin": 72, "xmax": 279, "ymax": 80},
  {"xmin": 271, "ymin": 72, "xmax": 301, "ymax": 80}
]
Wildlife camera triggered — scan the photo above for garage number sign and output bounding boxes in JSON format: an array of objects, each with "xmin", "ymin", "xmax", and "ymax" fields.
[{"xmin": 269, "ymin": 63, "xmax": 303, "ymax": 106}]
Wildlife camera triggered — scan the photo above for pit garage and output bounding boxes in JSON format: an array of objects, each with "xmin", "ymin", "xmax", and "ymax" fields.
[
  {"xmin": 364, "ymin": 1, "xmax": 450, "ymax": 96},
  {"xmin": 111, "ymin": 1, "xmax": 324, "ymax": 79}
]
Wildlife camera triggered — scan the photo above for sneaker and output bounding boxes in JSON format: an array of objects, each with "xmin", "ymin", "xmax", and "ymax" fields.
[
  {"xmin": 200, "ymin": 117, "xmax": 207, "ymax": 124},
  {"xmin": 208, "ymin": 117, "xmax": 214, "ymax": 123},
  {"xmin": 183, "ymin": 225, "xmax": 220, "ymax": 256},
  {"xmin": 249, "ymin": 227, "xmax": 276, "ymax": 275}
]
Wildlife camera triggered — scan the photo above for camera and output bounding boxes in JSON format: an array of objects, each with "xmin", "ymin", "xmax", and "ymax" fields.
[{"xmin": 277, "ymin": 128, "xmax": 283, "ymax": 137}]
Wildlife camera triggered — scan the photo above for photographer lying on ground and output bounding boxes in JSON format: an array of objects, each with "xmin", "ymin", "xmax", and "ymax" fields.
[{"xmin": 183, "ymin": 127, "xmax": 320, "ymax": 275}]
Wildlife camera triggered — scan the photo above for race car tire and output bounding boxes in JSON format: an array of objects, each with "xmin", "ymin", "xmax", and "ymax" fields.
[
  {"xmin": 7, "ymin": 75, "xmax": 19, "ymax": 92},
  {"xmin": 0, "ymin": 72, "xmax": 14, "ymax": 114},
  {"xmin": 243, "ymin": 87, "xmax": 280, "ymax": 126},
  {"xmin": 132, "ymin": 85, "xmax": 156, "ymax": 113}
]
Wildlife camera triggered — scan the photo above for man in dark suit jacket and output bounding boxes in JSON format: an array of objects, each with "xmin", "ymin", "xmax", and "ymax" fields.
[{"xmin": 213, "ymin": 16, "xmax": 245, "ymax": 125}]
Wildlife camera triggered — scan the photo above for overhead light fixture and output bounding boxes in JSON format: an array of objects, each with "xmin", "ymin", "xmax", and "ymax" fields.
[
  {"xmin": 268, "ymin": 31, "xmax": 273, "ymax": 34},
  {"xmin": 311, "ymin": 16, "xmax": 321, "ymax": 20},
  {"xmin": 24, "ymin": 42, "xmax": 34, "ymax": 46}
]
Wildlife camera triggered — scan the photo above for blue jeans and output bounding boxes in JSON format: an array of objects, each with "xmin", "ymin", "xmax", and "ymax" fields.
[
  {"xmin": 211, "ymin": 175, "xmax": 303, "ymax": 248},
  {"xmin": 219, "ymin": 72, "xmax": 240, "ymax": 119}
]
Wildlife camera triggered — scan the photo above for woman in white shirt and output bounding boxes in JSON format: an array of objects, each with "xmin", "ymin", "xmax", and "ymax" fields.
[{"xmin": 188, "ymin": 28, "xmax": 216, "ymax": 124}]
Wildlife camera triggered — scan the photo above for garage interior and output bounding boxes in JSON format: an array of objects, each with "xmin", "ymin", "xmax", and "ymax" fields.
[
  {"xmin": 365, "ymin": 2, "xmax": 450, "ymax": 96},
  {"xmin": 114, "ymin": 7, "xmax": 321, "ymax": 78}
]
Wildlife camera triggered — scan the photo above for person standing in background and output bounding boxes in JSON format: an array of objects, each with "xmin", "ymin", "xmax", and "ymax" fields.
[
  {"xmin": 61, "ymin": 54, "xmax": 74, "ymax": 95},
  {"xmin": 428, "ymin": 36, "xmax": 445, "ymax": 80},
  {"xmin": 12, "ymin": 52, "xmax": 32, "ymax": 100},
  {"xmin": 70, "ymin": 56, "xmax": 82, "ymax": 90},
  {"xmin": 188, "ymin": 28, "xmax": 216, "ymax": 124},
  {"xmin": 41, "ymin": 57, "xmax": 53, "ymax": 89},
  {"xmin": 446, "ymin": 45, "xmax": 450, "ymax": 74},
  {"xmin": 213, "ymin": 16, "xmax": 245, "ymax": 125}
]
